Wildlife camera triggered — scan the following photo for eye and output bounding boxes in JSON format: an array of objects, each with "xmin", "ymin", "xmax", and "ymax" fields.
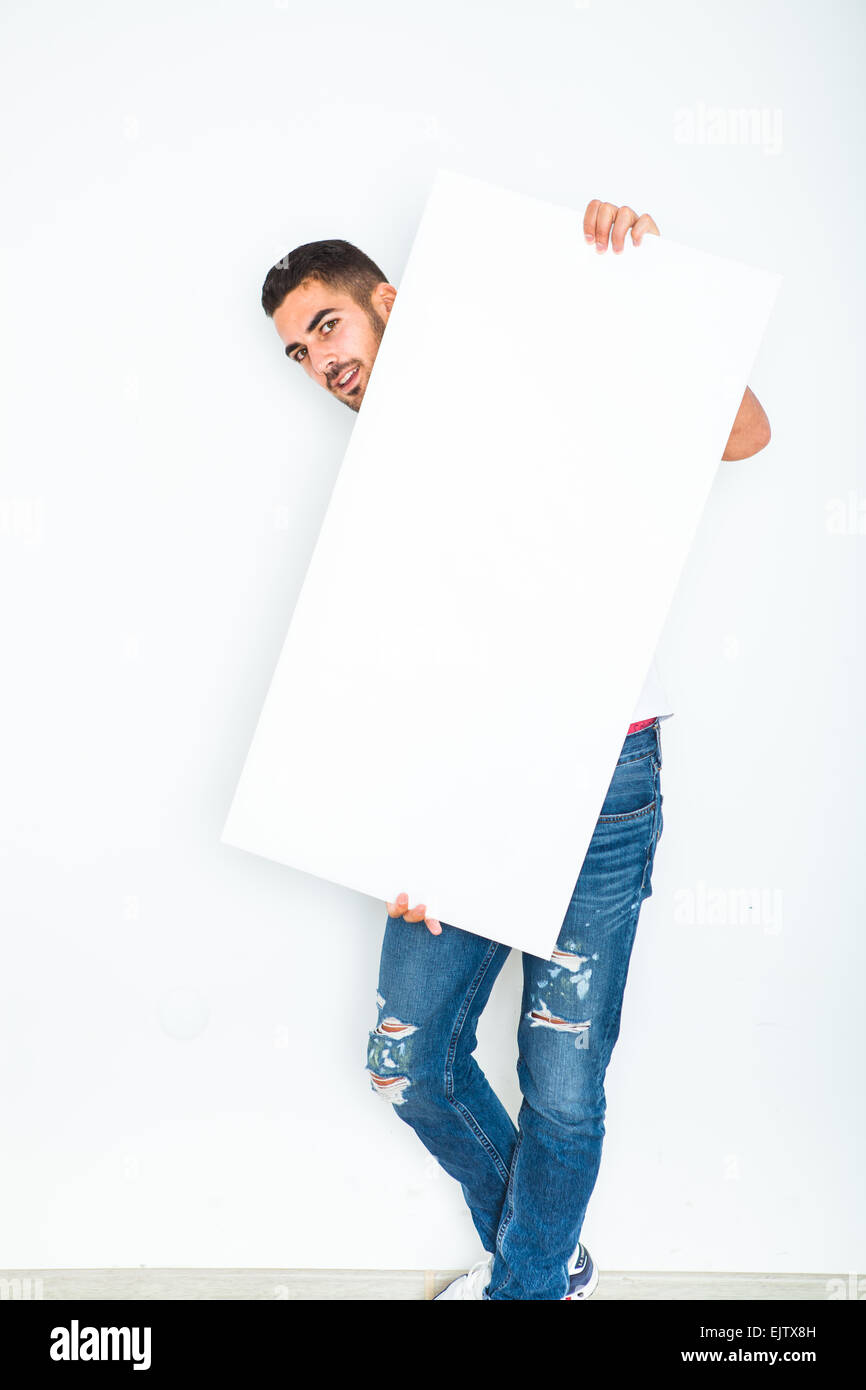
[{"xmin": 292, "ymin": 319, "xmax": 338, "ymax": 364}]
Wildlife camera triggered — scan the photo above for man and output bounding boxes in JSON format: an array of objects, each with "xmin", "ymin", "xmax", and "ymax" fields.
[{"xmin": 261, "ymin": 199, "xmax": 771, "ymax": 1300}]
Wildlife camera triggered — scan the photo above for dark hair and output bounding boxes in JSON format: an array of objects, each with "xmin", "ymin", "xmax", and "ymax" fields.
[{"xmin": 261, "ymin": 238, "xmax": 389, "ymax": 318}]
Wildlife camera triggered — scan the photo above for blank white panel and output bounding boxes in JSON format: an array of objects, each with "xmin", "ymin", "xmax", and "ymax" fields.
[{"xmin": 221, "ymin": 168, "xmax": 781, "ymax": 957}]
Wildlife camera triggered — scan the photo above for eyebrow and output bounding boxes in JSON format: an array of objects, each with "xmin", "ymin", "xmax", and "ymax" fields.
[{"xmin": 284, "ymin": 308, "xmax": 340, "ymax": 358}]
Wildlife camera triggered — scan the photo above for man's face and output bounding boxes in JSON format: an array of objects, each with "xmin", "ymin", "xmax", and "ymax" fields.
[{"xmin": 272, "ymin": 277, "xmax": 396, "ymax": 413}]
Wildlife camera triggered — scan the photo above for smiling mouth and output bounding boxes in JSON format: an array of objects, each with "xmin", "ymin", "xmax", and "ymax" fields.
[{"xmin": 334, "ymin": 365, "xmax": 360, "ymax": 392}]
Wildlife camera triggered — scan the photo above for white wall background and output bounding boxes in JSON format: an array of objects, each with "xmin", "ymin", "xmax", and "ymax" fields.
[{"xmin": 1, "ymin": 0, "xmax": 863, "ymax": 1275}]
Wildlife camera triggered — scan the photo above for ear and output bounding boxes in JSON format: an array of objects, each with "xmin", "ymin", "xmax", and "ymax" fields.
[{"xmin": 374, "ymin": 281, "xmax": 398, "ymax": 317}]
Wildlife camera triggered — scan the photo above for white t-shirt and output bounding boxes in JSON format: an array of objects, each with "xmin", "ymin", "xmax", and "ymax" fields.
[{"xmin": 630, "ymin": 650, "xmax": 674, "ymax": 725}]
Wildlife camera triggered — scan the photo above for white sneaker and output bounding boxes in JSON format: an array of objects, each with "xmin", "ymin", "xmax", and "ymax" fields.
[
  {"xmin": 433, "ymin": 1254, "xmax": 494, "ymax": 1300},
  {"xmin": 432, "ymin": 1243, "xmax": 598, "ymax": 1300},
  {"xmin": 563, "ymin": 1242, "xmax": 599, "ymax": 1300}
]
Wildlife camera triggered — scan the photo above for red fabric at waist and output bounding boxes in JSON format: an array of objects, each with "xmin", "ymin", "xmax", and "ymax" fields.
[{"xmin": 627, "ymin": 716, "xmax": 657, "ymax": 734}]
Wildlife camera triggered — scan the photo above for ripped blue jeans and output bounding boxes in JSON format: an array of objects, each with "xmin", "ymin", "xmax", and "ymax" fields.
[{"xmin": 366, "ymin": 718, "xmax": 665, "ymax": 1300}]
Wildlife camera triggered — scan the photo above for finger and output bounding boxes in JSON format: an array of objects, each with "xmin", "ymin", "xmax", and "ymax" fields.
[
  {"xmin": 583, "ymin": 198, "xmax": 601, "ymax": 243},
  {"xmin": 404, "ymin": 901, "xmax": 428, "ymax": 922},
  {"xmin": 425, "ymin": 917, "xmax": 442, "ymax": 936},
  {"xmin": 593, "ymin": 201, "xmax": 618, "ymax": 252},
  {"xmin": 611, "ymin": 205, "xmax": 637, "ymax": 254},
  {"xmin": 631, "ymin": 212, "xmax": 660, "ymax": 246},
  {"xmin": 386, "ymin": 892, "xmax": 409, "ymax": 916}
]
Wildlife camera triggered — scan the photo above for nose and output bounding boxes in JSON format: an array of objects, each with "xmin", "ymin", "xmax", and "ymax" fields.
[{"xmin": 308, "ymin": 343, "xmax": 338, "ymax": 382}]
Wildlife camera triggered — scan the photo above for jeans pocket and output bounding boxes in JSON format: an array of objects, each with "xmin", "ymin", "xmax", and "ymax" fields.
[{"xmin": 597, "ymin": 751, "xmax": 656, "ymax": 823}]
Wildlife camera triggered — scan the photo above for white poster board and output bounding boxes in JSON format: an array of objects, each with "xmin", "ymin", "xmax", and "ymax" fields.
[{"xmin": 221, "ymin": 169, "xmax": 781, "ymax": 957}]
